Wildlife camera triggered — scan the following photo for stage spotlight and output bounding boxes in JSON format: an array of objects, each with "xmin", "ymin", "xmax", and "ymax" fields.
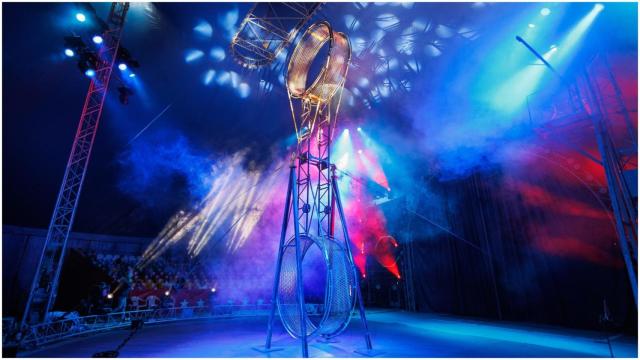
[
  {"xmin": 107, "ymin": 293, "xmax": 113, "ymax": 299},
  {"xmin": 75, "ymin": 12, "xmax": 86, "ymax": 22},
  {"xmin": 540, "ymin": 8, "xmax": 551, "ymax": 16},
  {"xmin": 118, "ymin": 63, "xmax": 127, "ymax": 71},
  {"xmin": 64, "ymin": 48, "xmax": 75, "ymax": 57},
  {"xmin": 85, "ymin": 69, "xmax": 95, "ymax": 77},
  {"xmin": 129, "ymin": 73, "xmax": 136, "ymax": 78},
  {"xmin": 357, "ymin": 127, "xmax": 362, "ymax": 132},
  {"xmin": 343, "ymin": 129, "xmax": 349, "ymax": 135},
  {"xmin": 117, "ymin": 85, "xmax": 134, "ymax": 104},
  {"xmin": 528, "ymin": 23, "xmax": 536, "ymax": 28},
  {"xmin": 92, "ymin": 35, "xmax": 103, "ymax": 44},
  {"xmin": 211, "ymin": 287, "xmax": 216, "ymax": 293},
  {"xmin": 594, "ymin": 3, "xmax": 604, "ymax": 12},
  {"xmin": 164, "ymin": 290, "xmax": 170, "ymax": 296},
  {"xmin": 358, "ymin": 149, "xmax": 363, "ymax": 154}
]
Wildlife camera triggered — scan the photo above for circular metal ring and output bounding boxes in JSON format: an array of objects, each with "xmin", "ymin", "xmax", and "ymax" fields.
[
  {"xmin": 286, "ymin": 21, "xmax": 351, "ymax": 104},
  {"xmin": 276, "ymin": 234, "xmax": 356, "ymax": 339}
]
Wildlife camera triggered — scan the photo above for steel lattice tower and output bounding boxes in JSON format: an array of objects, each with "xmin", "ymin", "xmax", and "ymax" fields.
[{"xmin": 20, "ymin": 2, "xmax": 130, "ymax": 328}]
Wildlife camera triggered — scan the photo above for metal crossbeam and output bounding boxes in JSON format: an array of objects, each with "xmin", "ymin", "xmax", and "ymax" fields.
[
  {"xmin": 20, "ymin": 3, "xmax": 130, "ymax": 328},
  {"xmin": 231, "ymin": 2, "xmax": 321, "ymax": 68}
]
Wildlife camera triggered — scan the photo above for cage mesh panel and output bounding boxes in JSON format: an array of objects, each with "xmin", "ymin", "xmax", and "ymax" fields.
[
  {"xmin": 286, "ymin": 23, "xmax": 350, "ymax": 103},
  {"xmin": 277, "ymin": 235, "xmax": 355, "ymax": 339}
]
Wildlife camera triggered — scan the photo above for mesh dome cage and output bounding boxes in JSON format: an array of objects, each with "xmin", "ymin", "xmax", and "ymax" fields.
[
  {"xmin": 286, "ymin": 22, "xmax": 351, "ymax": 104},
  {"xmin": 277, "ymin": 234, "xmax": 356, "ymax": 339}
]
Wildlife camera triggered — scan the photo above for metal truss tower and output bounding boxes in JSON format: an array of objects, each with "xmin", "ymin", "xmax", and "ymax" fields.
[
  {"xmin": 526, "ymin": 51, "xmax": 638, "ymax": 307},
  {"xmin": 20, "ymin": 3, "xmax": 130, "ymax": 328}
]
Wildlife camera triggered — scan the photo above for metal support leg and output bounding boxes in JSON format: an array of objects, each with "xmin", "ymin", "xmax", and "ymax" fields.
[
  {"xmin": 292, "ymin": 163, "xmax": 309, "ymax": 358},
  {"xmin": 255, "ymin": 164, "xmax": 296, "ymax": 353},
  {"xmin": 331, "ymin": 174, "xmax": 382, "ymax": 356}
]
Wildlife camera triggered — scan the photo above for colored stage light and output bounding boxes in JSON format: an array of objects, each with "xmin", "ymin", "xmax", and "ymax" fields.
[
  {"xmin": 75, "ymin": 12, "xmax": 86, "ymax": 22},
  {"xmin": 358, "ymin": 149, "xmax": 363, "ymax": 154},
  {"xmin": 118, "ymin": 63, "xmax": 127, "ymax": 71},
  {"xmin": 92, "ymin": 35, "xmax": 103, "ymax": 44},
  {"xmin": 211, "ymin": 287, "xmax": 216, "ymax": 293},
  {"xmin": 594, "ymin": 3, "xmax": 604, "ymax": 12},
  {"xmin": 185, "ymin": 49, "xmax": 204, "ymax": 63},
  {"xmin": 343, "ymin": 129, "xmax": 350, "ymax": 135},
  {"xmin": 85, "ymin": 69, "xmax": 95, "ymax": 77},
  {"xmin": 209, "ymin": 47, "xmax": 226, "ymax": 62},
  {"xmin": 528, "ymin": 23, "xmax": 536, "ymax": 28},
  {"xmin": 540, "ymin": 8, "xmax": 551, "ymax": 16},
  {"xmin": 129, "ymin": 73, "xmax": 136, "ymax": 78},
  {"xmin": 357, "ymin": 127, "xmax": 362, "ymax": 132},
  {"xmin": 64, "ymin": 48, "xmax": 74, "ymax": 57}
]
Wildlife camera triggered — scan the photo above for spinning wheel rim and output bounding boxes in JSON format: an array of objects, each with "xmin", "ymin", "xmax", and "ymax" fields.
[
  {"xmin": 276, "ymin": 234, "xmax": 356, "ymax": 339},
  {"xmin": 286, "ymin": 21, "xmax": 351, "ymax": 103}
]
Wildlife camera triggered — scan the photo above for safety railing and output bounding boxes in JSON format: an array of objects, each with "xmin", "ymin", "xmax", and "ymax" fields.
[{"xmin": 12, "ymin": 303, "xmax": 273, "ymax": 350}]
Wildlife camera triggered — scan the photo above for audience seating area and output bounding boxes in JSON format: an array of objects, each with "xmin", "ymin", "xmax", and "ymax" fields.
[{"xmin": 80, "ymin": 250, "xmax": 218, "ymax": 311}]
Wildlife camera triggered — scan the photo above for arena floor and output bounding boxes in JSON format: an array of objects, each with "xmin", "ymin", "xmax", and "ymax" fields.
[{"xmin": 21, "ymin": 310, "xmax": 637, "ymax": 357}]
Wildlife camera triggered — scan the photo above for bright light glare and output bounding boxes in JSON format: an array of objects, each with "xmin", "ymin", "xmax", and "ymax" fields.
[
  {"xmin": 528, "ymin": 23, "xmax": 536, "ymax": 28},
  {"xmin": 211, "ymin": 288, "xmax": 216, "ymax": 293},
  {"xmin": 129, "ymin": 73, "xmax": 136, "ymax": 78},
  {"xmin": 75, "ymin": 13, "xmax": 86, "ymax": 22},
  {"xmin": 118, "ymin": 63, "xmax": 127, "ymax": 71},
  {"xmin": 594, "ymin": 3, "xmax": 604, "ymax": 12},
  {"xmin": 85, "ymin": 69, "xmax": 95, "ymax": 77},
  {"xmin": 92, "ymin": 35, "xmax": 103, "ymax": 44},
  {"xmin": 107, "ymin": 293, "xmax": 113, "ymax": 299},
  {"xmin": 357, "ymin": 127, "xmax": 362, "ymax": 132},
  {"xmin": 64, "ymin": 48, "xmax": 74, "ymax": 57},
  {"xmin": 540, "ymin": 8, "xmax": 551, "ymax": 16},
  {"xmin": 164, "ymin": 291, "xmax": 170, "ymax": 296}
]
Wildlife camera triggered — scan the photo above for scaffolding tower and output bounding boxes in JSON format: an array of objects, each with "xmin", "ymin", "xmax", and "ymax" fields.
[
  {"xmin": 20, "ymin": 2, "xmax": 130, "ymax": 328},
  {"xmin": 527, "ymin": 53, "xmax": 638, "ymax": 306}
]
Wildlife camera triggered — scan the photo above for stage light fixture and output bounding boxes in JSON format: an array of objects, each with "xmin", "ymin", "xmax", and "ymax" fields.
[
  {"xmin": 343, "ymin": 129, "xmax": 349, "ymax": 135},
  {"xmin": 85, "ymin": 69, "xmax": 95, "ymax": 77},
  {"xmin": 75, "ymin": 12, "xmax": 86, "ymax": 22},
  {"xmin": 540, "ymin": 8, "xmax": 551, "ymax": 16},
  {"xmin": 164, "ymin": 290, "xmax": 170, "ymax": 296},
  {"xmin": 211, "ymin": 287, "xmax": 216, "ymax": 293},
  {"xmin": 92, "ymin": 35, "xmax": 103, "ymax": 44},
  {"xmin": 117, "ymin": 85, "xmax": 134, "ymax": 105},
  {"xmin": 118, "ymin": 63, "xmax": 127, "ymax": 71},
  {"xmin": 594, "ymin": 3, "xmax": 604, "ymax": 12},
  {"xmin": 107, "ymin": 293, "xmax": 113, "ymax": 299},
  {"xmin": 64, "ymin": 48, "xmax": 75, "ymax": 57}
]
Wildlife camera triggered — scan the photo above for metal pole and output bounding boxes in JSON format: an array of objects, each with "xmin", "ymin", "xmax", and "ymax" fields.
[
  {"xmin": 331, "ymin": 171, "xmax": 373, "ymax": 350},
  {"xmin": 264, "ymin": 159, "xmax": 295, "ymax": 349},
  {"xmin": 583, "ymin": 68, "xmax": 638, "ymax": 307},
  {"xmin": 292, "ymin": 160, "xmax": 309, "ymax": 357}
]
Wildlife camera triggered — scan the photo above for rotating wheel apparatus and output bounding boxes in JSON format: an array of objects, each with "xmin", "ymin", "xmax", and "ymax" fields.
[{"xmin": 255, "ymin": 21, "xmax": 375, "ymax": 358}]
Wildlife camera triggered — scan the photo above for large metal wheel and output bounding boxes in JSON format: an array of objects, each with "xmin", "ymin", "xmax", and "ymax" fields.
[
  {"xmin": 286, "ymin": 21, "xmax": 351, "ymax": 104},
  {"xmin": 277, "ymin": 234, "xmax": 356, "ymax": 339}
]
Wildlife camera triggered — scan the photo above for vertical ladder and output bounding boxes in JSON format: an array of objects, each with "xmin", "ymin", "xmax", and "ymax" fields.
[{"xmin": 20, "ymin": 2, "xmax": 130, "ymax": 327}]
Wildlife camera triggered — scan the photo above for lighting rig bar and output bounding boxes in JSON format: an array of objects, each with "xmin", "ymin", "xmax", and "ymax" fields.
[{"xmin": 20, "ymin": 2, "xmax": 130, "ymax": 329}]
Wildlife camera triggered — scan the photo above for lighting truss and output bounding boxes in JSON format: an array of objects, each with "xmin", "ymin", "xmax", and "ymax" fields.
[{"xmin": 20, "ymin": 2, "xmax": 130, "ymax": 329}]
